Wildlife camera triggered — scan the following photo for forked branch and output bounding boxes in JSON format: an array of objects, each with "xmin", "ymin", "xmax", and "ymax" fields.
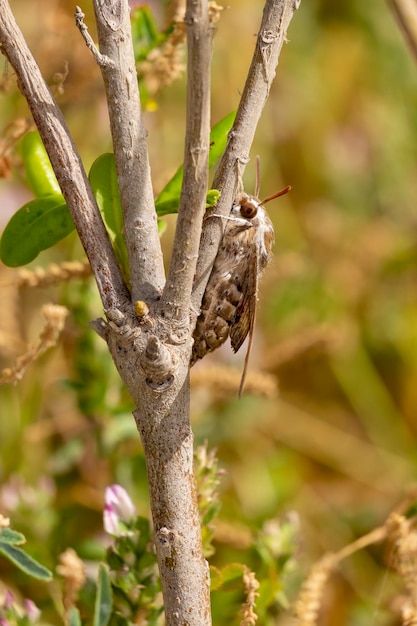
[{"xmin": 192, "ymin": 0, "xmax": 301, "ymax": 310}]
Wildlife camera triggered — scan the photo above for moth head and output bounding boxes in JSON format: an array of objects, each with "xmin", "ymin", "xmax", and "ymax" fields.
[
  {"xmin": 239, "ymin": 195, "xmax": 259, "ymax": 219},
  {"xmin": 236, "ymin": 184, "xmax": 292, "ymax": 221}
]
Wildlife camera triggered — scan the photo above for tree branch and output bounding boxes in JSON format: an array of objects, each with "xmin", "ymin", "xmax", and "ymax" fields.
[
  {"xmin": 91, "ymin": 0, "xmax": 166, "ymax": 304},
  {"xmin": 132, "ymin": 384, "xmax": 211, "ymax": 626},
  {"xmin": 192, "ymin": 0, "xmax": 301, "ymax": 310},
  {"xmin": 160, "ymin": 0, "xmax": 212, "ymax": 324},
  {"xmin": 0, "ymin": 0, "xmax": 130, "ymax": 312}
]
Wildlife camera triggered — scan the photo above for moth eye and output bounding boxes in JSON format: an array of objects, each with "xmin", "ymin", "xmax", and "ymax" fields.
[{"xmin": 240, "ymin": 202, "xmax": 258, "ymax": 219}]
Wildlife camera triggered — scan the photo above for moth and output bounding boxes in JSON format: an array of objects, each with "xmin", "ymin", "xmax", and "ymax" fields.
[{"xmin": 191, "ymin": 160, "xmax": 291, "ymax": 395}]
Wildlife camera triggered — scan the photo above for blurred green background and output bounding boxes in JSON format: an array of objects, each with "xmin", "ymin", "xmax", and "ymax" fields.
[{"xmin": 1, "ymin": 0, "xmax": 417, "ymax": 624}]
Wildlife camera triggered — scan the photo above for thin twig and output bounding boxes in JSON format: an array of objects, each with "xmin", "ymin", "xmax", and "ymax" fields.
[
  {"xmin": 388, "ymin": 0, "xmax": 417, "ymax": 63},
  {"xmin": 159, "ymin": 0, "xmax": 212, "ymax": 324},
  {"xmin": 75, "ymin": 6, "xmax": 114, "ymax": 67},
  {"xmin": 16, "ymin": 260, "xmax": 92, "ymax": 288},
  {"xmin": 294, "ymin": 526, "xmax": 387, "ymax": 626},
  {"xmin": 0, "ymin": 304, "xmax": 69, "ymax": 385},
  {"xmin": 91, "ymin": 0, "xmax": 165, "ymax": 304},
  {"xmin": 192, "ymin": 0, "xmax": 301, "ymax": 310},
  {"xmin": 0, "ymin": 0, "xmax": 129, "ymax": 312}
]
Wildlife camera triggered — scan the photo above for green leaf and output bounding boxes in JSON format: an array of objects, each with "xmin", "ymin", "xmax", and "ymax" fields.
[
  {"xmin": 155, "ymin": 111, "xmax": 236, "ymax": 216},
  {"xmin": 210, "ymin": 565, "xmax": 223, "ymax": 591},
  {"xmin": 211, "ymin": 563, "xmax": 246, "ymax": 592},
  {"xmin": 131, "ymin": 5, "xmax": 166, "ymax": 61},
  {"xmin": 208, "ymin": 110, "xmax": 236, "ymax": 167},
  {"xmin": 0, "ymin": 543, "xmax": 52, "ymax": 580},
  {"xmin": 93, "ymin": 564, "xmax": 112, "ymax": 626},
  {"xmin": 158, "ymin": 219, "xmax": 167, "ymax": 236},
  {"xmin": 0, "ymin": 528, "xmax": 26, "ymax": 545},
  {"xmin": 22, "ymin": 131, "xmax": 61, "ymax": 197},
  {"xmin": 206, "ymin": 189, "xmax": 220, "ymax": 208},
  {"xmin": 0, "ymin": 131, "xmax": 75, "ymax": 267},
  {"xmin": 154, "ymin": 166, "xmax": 182, "ymax": 217},
  {"xmin": 131, "ymin": 5, "xmax": 176, "ymax": 109},
  {"xmin": 88, "ymin": 154, "xmax": 129, "ymax": 279},
  {"xmin": 68, "ymin": 607, "xmax": 82, "ymax": 626},
  {"xmin": 0, "ymin": 195, "xmax": 74, "ymax": 267},
  {"xmin": 201, "ymin": 500, "xmax": 221, "ymax": 527},
  {"xmin": 89, "ymin": 154, "xmax": 123, "ymax": 238}
]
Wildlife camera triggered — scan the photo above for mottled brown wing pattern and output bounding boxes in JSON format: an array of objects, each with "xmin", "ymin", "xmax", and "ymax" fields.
[
  {"xmin": 191, "ymin": 193, "xmax": 275, "ymax": 375},
  {"xmin": 229, "ymin": 244, "xmax": 258, "ymax": 353},
  {"xmin": 190, "ymin": 225, "xmax": 247, "ymax": 364}
]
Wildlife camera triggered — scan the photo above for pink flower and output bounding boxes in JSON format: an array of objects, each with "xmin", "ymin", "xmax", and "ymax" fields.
[
  {"xmin": 103, "ymin": 485, "xmax": 137, "ymax": 536},
  {"xmin": 24, "ymin": 599, "xmax": 41, "ymax": 623},
  {"xmin": 3, "ymin": 590, "xmax": 13, "ymax": 609}
]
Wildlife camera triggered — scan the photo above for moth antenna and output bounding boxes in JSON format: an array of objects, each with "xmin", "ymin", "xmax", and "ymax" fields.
[
  {"xmin": 255, "ymin": 155, "xmax": 261, "ymax": 199},
  {"xmin": 261, "ymin": 185, "xmax": 292, "ymax": 205}
]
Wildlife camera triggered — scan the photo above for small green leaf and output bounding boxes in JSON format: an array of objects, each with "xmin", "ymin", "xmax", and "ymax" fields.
[
  {"xmin": 206, "ymin": 189, "xmax": 220, "ymax": 208},
  {"xmin": 0, "ymin": 528, "xmax": 26, "ymax": 545},
  {"xmin": 131, "ymin": 5, "xmax": 166, "ymax": 61},
  {"xmin": 155, "ymin": 188, "xmax": 221, "ymax": 217},
  {"xmin": 213, "ymin": 563, "xmax": 246, "ymax": 592},
  {"xmin": 0, "ymin": 196, "xmax": 74, "ymax": 267},
  {"xmin": 132, "ymin": 5, "xmax": 176, "ymax": 109},
  {"xmin": 158, "ymin": 219, "xmax": 167, "ymax": 235},
  {"xmin": 89, "ymin": 154, "xmax": 130, "ymax": 279},
  {"xmin": 154, "ymin": 166, "xmax": 182, "ymax": 216},
  {"xmin": 68, "ymin": 607, "xmax": 82, "ymax": 626},
  {"xmin": 201, "ymin": 500, "xmax": 221, "ymax": 527},
  {"xmin": 210, "ymin": 565, "xmax": 223, "ymax": 591},
  {"xmin": 0, "ymin": 543, "xmax": 52, "ymax": 580},
  {"xmin": 155, "ymin": 111, "xmax": 236, "ymax": 216},
  {"xmin": 22, "ymin": 131, "xmax": 61, "ymax": 197},
  {"xmin": 221, "ymin": 562, "xmax": 245, "ymax": 584},
  {"xmin": 208, "ymin": 110, "xmax": 236, "ymax": 168},
  {"xmin": 89, "ymin": 154, "xmax": 123, "ymax": 238},
  {"xmin": 93, "ymin": 564, "xmax": 112, "ymax": 626}
]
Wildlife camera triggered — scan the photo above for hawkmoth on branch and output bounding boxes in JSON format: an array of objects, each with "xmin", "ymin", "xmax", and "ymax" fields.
[{"xmin": 192, "ymin": 159, "xmax": 291, "ymax": 395}]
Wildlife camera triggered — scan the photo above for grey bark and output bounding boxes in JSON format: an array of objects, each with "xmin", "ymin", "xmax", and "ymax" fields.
[{"xmin": 90, "ymin": 1, "xmax": 166, "ymax": 304}]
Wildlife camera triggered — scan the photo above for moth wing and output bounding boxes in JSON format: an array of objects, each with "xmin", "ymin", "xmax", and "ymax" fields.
[{"xmin": 230, "ymin": 246, "xmax": 259, "ymax": 353}]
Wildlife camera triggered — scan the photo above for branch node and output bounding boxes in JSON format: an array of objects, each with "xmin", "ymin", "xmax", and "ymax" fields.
[
  {"xmin": 156, "ymin": 527, "xmax": 178, "ymax": 547},
  {"xmin": 90, "ymin": 318, "xmax": 109, "ymax": 341},
  {"xmin": 260, "ymin": 29, "xmax": 278, "ymax": 82},
  {"xmin": 140, "ymin": 335, "xmax": 175, "ymax": 392},
  {"xmin": 156, "ymin": 527, "xmax": 178, "ymax": 568},
  {"xmin": 75, "ymin": 6, "xmax": 115, "ymax": 68},
  {"xmin": 261, "ymin": 29, "xmax": 278, "ymax": 46},
  {"xmin": 105, "ymin": 307, "xmax": 125, "ymax": 326}
]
